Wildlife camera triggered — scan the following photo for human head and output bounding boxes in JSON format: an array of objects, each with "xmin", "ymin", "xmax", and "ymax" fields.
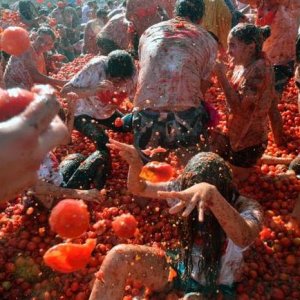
[
  {"xmin": 88, "ymin": 0, "xmax": 97, "ymax": 9},
  {"xmin": 34, "ymin": 27, "xmax": 56, "ymax": 53},
  {"xmin": 96, "ymin": 8, "xmax": 108, "ymax": 21},
  {"xmin": 175, "ymin": 0, "xmax": 205, "ymax": 24},
  {"xmin": 179, "ymin": 152, "xmax": 236, "ymax": 296},
  {"xmin": 96, "ymin": 36, "xmax": 120, "ymax": 55},
  {"xmin": 228, "ymin": 23, "xmax": 271, "ymax": 64},
  {"xmin": 107, "ymin": 50, "xmax": 135, "ymax": 79},
  {"xmin": 63, "ymin": 7, "xmax": 74, "ymax": 25}
]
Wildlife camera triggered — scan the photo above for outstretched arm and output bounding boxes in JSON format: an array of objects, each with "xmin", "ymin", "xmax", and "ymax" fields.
[{"xmin": 107, "ymin": 139, "xmax": 170, "ymax": 198}]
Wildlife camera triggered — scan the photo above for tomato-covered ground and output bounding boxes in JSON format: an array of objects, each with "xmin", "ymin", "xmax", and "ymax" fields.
[{"xmin": 0, "ymin": 56, "xmax": 299, "ymax": 300}]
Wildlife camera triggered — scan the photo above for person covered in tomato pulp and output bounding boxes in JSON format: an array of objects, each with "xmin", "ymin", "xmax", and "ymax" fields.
[
  {"xmin": 130, "ymin": 0, "xmax": 218, "ymax": 165},
  {"xmin": 3, "ymin": 27, "xmax": 66, "ymax": 90},
  {"xmin": 213, "ymin": 23, "xmax": 284, "ymax": 181},
  {"xmin": 89, "ymin": 139, "xmax": 263, "ymax": 300},
  {"xmin": 61, "ymin": 49, "xmax": 136, "ymax": 187}
]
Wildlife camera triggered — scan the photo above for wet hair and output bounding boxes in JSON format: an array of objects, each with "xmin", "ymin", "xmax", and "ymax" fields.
[
  {"xmin": 19, "ymin": 0, "xmax": 37, "ymax": 20},
  {"xmin": 175, "ymin": 0, "xmax": 205, "ymax": 23},
  {"xmin": 178, "ymin": 152, "xmax": 237, "ymax": 296},
  {"xmin": 96, "ymin": 36, "xmax": 120, "ymax": 55},
  {"xmin": 107, "ymin": 50, "xmax": 135, "ymax": 78},
  {"xmin": 96, "ymin": 8, "xmax": 108, "ymax": 19},
  {"xmin": 230, "ymin": 23, "xmax": 271, "ymax": 56},
  {"xmin": 37, "ymin": 26, "xmax": 56, "ymax": 41},
  {"xmin": 296, "ymin": 35, "xmax": 300, "ymax": 64}
]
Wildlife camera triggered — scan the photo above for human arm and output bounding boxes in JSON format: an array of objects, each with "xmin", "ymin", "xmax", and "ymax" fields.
[
  {"xmin": 61, "ymin": 80, "xmax": 114, "ymax": 98},
  {"xmin": 31, "ymin": 179, "xmax": 103, "ymax": 207},
  {"xmin": 215, "ymin": 59, "xmax": 267, "ymax": 115},
  {"xmin": 0, "ymin": 86, "xmax": 68, "ymax": 202},
  {"xmin": 24, "ymin": 52, "xmax": 67, "ymax": 87},
  {"xmin": 107, "ymin": 139, "xmax": 171, "ymax": 198},
  {"xmin": 157, "ymin": 183, "xmax": 263, "ymax": 248}
]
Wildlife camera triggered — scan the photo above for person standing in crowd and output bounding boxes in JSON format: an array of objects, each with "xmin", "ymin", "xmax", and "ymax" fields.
[
  {"xmin": 131, "ymin": 0, "xmax": 218, "ymax": 165},
  {"xmin": 83, "ymin": 8, "xmax": 108, "ymax": 54},
  {"xmin": 81, "ymin": 0, "xmax": 97, "ymax": 24},
  {"xmin": 213, "ymin": 23, "xmax": 284, "ymax": 181},
  {"xmin": 4, "ymin": 27, "xmax": 66, "ymax": 89}
]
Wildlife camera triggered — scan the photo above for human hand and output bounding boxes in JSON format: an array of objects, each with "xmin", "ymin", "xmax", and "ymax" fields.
[
  {"xmin": 107, "ymin": 139, "xmax": 142, "ymax": 166},
  {"xmin": 214, "ymin": 60, "xmax": 227, "ymax": 77},
  {"xmin": 0, "ymin": 86, "xmax": 68, "ymax": 201},
  {"xmin": 157, "ymin": 182, "xmax": 217, "ymax": 222}
]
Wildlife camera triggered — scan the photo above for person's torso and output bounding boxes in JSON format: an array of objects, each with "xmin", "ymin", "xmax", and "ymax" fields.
[
  {"xmin": 134, "ymin": 19, "xmax": 218, "ymax": 111},
  {"xmin": 228, "ymin": 59, "xmax": 274, "ymax": 150},
  {"xmin": 4, "ymin": 46, "xmax": 38, "ymax": 89},
  {"xmin": 98, "ymin": 13, "xmax": 131, "ymax": 50}
]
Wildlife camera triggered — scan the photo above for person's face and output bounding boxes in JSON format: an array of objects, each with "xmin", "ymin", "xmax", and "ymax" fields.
[
  {"xmin": 36, "ymin": 34, "xmax": 55, "ymax": 52},
  {"xmin": 64, "ymin": 13, "xmax": 73, "ymax": 25},
  {"xmin": 227, "ymin": 34, "xmax": 254, "ymax": 66}
]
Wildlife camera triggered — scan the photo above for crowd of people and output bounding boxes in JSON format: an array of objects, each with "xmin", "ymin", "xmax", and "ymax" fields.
[{"xmin": 0, "ymin": 0, "xmax": 299, "ymax": 299}]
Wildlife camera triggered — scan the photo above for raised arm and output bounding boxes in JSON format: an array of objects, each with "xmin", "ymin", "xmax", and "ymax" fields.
[
  {"xmin": 157, "ymin": 183, "xmax": 263, "ymax": 248},
  {"xmin": 107, "ymin": 139, "xmax": 170, "ymax": 198}
]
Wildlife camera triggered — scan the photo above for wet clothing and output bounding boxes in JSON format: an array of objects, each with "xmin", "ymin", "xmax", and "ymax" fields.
[
  {"xmin": 227, "ymin": 58, "xmax": 275, "ymax": 152},
  {"xmin": 256, "ymin": 0, "xmax": 300, "ymax": 92},
  {"xmin": 211, "ymin": 131, "xmax": 267, "ymax": 168},
  {"xmin": 134, "ymin": 18, "xmax": 217, "ymax": 111},
  {"xmin": 164, "ymin": 177, "xmax": 263, "ymax": 295},
  {"xmin": 4, "ymin": 45, "xmax": 46, "ymax": 89},
  {"xmin": 97, "ymin": 13, "xmax": 132, "ymax": 52},
  {"xmin": 132, "ymin": 103, "xmax": 210, "ymax": 151},
  {"xmin": 83, "ymin": 19, "xmax": 106, "ymax": 54}
]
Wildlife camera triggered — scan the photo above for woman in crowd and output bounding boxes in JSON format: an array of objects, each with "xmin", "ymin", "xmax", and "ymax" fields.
[
  {"xmin": 89, "ymin": 139, "xmax": 263, "ymax": 300},
  {"xmin": 213, "ymin": 23, "xmax": 284, "ymax": 180}
]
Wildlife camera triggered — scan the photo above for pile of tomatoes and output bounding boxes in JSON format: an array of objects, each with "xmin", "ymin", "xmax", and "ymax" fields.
[{"xmin": 0, "ymin": 60, "xmax": 299, "ymax": 299}]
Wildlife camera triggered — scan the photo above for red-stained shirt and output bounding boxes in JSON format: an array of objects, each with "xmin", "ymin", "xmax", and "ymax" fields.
[
  {"xmin": 134, "ymin": 18, "xmax": 218, "ymax": 111},
  {"xmin": 257, "ymin": 0, "xmax": 300, "ymax": 65},
  {"xmin": 98, "ymin": 13, "xmax": 132, "ymax": 50},
  {"xmin": 227, "ymin": 58, "xmax": 276, "ymax": 151},
  {"xmin": 4, "ymin": 46, "xmax": 46, "ymax": 89}
]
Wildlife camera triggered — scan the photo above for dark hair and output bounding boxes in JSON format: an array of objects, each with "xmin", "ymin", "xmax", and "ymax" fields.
[
  {"xmin": 178, "ymin": 152, "xmax": 237, "ymax": 297},
  {"xmin": 175, "ymin": 0, "xmax": 205, "ymax": 23},
  {"xmin": 37, "ymin": 26, "xmax": 56, "ymax": 41},
  {"xmin": 107, "ymin": 50, "xmax": 135, "ymax": 78},
  {"xmin": 230, "ymin": 23, "xmax": 271, "ymax": 56},
  {"xmin": 19, "ymin": 0, "xmax": 37, "ymax": 20},
  {"xmin": 96, "ymin": 8, "xmax": 108, "ymax": 19},
  {"xmin": 96, "ymin": 36, "xmax": 120, "ymax": 55},
  {"xmin": 296, "ymin": 35, "xmax": 300, "ymax": 64}
]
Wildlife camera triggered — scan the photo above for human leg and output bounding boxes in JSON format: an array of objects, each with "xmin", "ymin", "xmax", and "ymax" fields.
[{"xmin": 89, "ymin": 244, "xmax": 170, "ymax": 300}]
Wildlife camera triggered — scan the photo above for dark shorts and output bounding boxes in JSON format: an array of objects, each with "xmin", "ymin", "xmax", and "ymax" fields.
[
  {"xmin": 273, "ymin": 61, "xmax": 294, "ymax": 93},
  {"xmin": 132, "ymin": 103, "xmax": 210, "ymax": 151},
  {"xmin": 211, "ymin": 133, "xmax": 266, "ymax": 168}
]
